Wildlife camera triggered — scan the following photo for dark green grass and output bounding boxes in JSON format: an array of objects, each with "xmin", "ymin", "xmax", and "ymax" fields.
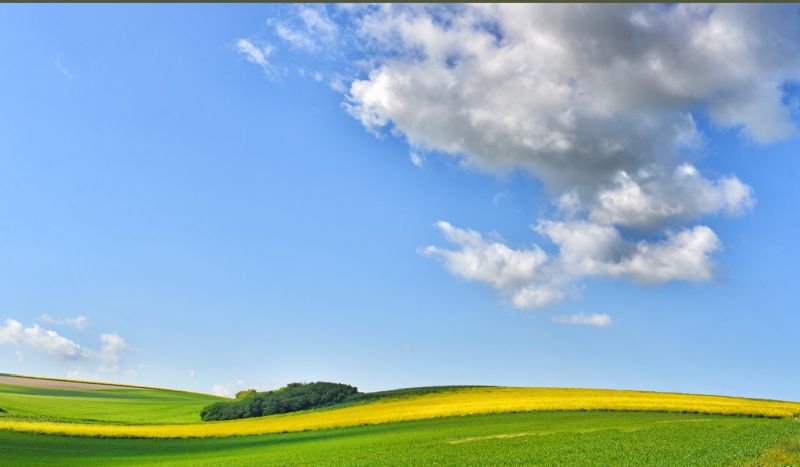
[
  {"xmin": 0, "ymin": 383, "xmax": 209, "ymax": 400},
  {"xmin": 1, "ymin": 411, "xmax": 798, "ymax": 466},
  {"xmin": 0, "ymin": 384, "xmax": 221, "ymax": 424},
  {"xmin": 360, "ymin": 385, "xmax": 485, "ymax": 400}
]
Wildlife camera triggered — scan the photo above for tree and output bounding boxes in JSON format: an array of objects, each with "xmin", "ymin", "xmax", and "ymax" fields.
[{"xmin": 200, "ymin": 382, "xmax": 360, "ymax": 421}]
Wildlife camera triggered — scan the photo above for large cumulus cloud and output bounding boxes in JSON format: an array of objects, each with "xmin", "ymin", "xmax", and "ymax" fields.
[{"xmin": 262, "ymin": 4, "xmax": 800, "ymax": 308}]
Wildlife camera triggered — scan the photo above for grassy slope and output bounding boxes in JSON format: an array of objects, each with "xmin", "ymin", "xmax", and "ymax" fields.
[
  {"xmin": 3, "ymin": 411, "xmax": 800, "ymax": 466},
  {"xmin": 0, "ymin": 381, "xmax": 221, "ymax": 424}
]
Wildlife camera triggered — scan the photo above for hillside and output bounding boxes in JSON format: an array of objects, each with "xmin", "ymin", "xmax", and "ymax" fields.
[{"xmin": 0, "ymin": 374, "xmax": 221, "ymax": 424}]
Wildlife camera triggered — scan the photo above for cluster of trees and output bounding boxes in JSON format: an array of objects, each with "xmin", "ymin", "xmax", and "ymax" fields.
[{"xmin": 200, "ymin": 382, "xmax": 360, "ymax": 421}]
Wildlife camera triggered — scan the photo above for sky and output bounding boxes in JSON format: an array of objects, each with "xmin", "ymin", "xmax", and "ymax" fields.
[{"xmin": 0, "ymin": 4, "xmax": 799, "ymax": 400}]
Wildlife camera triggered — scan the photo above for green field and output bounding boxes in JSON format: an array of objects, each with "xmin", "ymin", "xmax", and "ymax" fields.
[
  {"xmin": 3, "ymin": 411, "xmax": 800, "ymax": 466},
  {"xmin": 1, "ymin": 376, "xmax": 799, "ymax": 465},
  {"xmin": 0, "ymin": 381, "xmax": 220, "ymax": 424}
]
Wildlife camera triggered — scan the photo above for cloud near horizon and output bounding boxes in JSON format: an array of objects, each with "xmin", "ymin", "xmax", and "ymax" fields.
[
  {"xmin": 0, "ymin": 319, "xmax": 131, "ymax": 374},
  {"xmin": 212, "ymin": 379, "xmax": 246, "ymax": 398},
  {"xmin": 254, "ymin": 4, "xmax": 800, "ymax": 309},
  {"xmin": 551, "ymin": 312, "xmax": 613, "ymax": 328},
  {"xmin": 39, "ymin": 314, "xmax": 91, "ymax": 330}
]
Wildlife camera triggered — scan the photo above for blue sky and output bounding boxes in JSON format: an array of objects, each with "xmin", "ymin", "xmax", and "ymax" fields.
[{"xmin": 1, "ymin": 4, "xmax": 799, "ymax": 400}]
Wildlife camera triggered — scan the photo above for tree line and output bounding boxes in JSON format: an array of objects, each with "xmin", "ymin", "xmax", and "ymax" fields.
[{"xmin": 200, "ymin": 382, "xmax": 360, "ymax": 421}]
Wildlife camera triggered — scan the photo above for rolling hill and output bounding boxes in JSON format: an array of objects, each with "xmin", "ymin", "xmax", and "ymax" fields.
[{"xmin": 0, "ymin": 374, "xmax": 798, "ymax": 465}]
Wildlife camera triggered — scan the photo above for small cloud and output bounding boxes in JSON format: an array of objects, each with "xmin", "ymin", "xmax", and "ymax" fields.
[
  {"xmin": 68, "ymin": 316, "xmax": 90, "ymax": 330},
  {"xmin": 275, "ymin": 25, "xmax": 317, "ymax": 51},
  {"xmin": 39, "ymin": 314, "xmax": 55, "ymax": 324},
  {"xmin": 275, "ymin": 6, "xmax": 338, "ymax": 53},
  {"xmin": 39, "ymin": 314, "xmax": 90, "ymax": 330},
  {"xmin": 187, "ymin": 368, "xmax": 196, "ymax": 379},
  {"xmin": 329, "ymin": 74, "xmax": 347, "ymax": 93},
  {"xmin": 235, "ymin": 39, "xmax": 277, "ymax": 77},
  {"xmin": 212, "ymin": 379, "xmax": 246, "ymax": 397},
  {"xmin": 551, "ymin": 312, "xmax": 612, "ymax": 328},
  {"xmin": 409, "ymin": 151, "xmax": 423, "ymax": 167},
  {"xmin": 55, "ymin": 55, "xmax": 77, "ymax": 80},
  {"xmin": 492, "ymin": 191, "xmax": 509, "ymax": 206},
  {"xmin": 96, "ymin": 333, "xmax": 130, "ymax": 373}
]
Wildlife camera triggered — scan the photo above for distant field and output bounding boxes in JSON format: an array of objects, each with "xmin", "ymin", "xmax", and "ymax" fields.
[
  {"xmin": 0, "ymin": 375, "xmax": 123, "ymax": 390},
  {"xmin": 0, "ymin": 376, "xmax": 221, "ymax": 424},
  {"xmin": 3, "ymin": 411, "xmax": 800, "ymax": 466}
]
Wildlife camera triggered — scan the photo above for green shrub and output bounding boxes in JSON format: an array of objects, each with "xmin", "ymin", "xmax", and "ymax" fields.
[
  {"xmin": 200, "ymin": 382, "xmax": 359, "ymax": 421},
  {"xmin": 235, "ymin": 389, "xmax": 257, "ymax": 399}
]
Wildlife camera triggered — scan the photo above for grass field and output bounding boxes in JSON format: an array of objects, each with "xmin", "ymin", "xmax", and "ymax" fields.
[
  {"xmin": 3, "ymin": 411, "xmax": 800, "ymax": 466},
  {"xmin": 1, "ymin": 375, "xmax": 799, "ymax": 465},
  {"xmin": 0, "ymin": 378, "xmax": 220, "ymax": 424}
]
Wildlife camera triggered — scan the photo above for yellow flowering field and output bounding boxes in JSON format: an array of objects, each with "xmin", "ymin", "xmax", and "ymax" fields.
[{"xmin": 1, "ymin": 387, "xmax": 798, "ymax": 439}]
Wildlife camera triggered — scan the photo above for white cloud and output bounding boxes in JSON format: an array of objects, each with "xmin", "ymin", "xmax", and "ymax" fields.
[
  {"xmin": 609, "ymin": 225, "xmax": 721, "ymax": 284},
  {"xmin": 588, "ymin": 164, "xmax": 755, "ymax": 229},
  {"xmin": 299, "ymin": 7, "xmax": 337, "ymax": 37},
  {"xmin": 420, "ymin": 221, "xmax": 569, "ymax": 309},
  {"xmin": 68, "ymin": 316, "xmax": 91, "ymax": 330},
  {"xmin": 96, "ymin": 333, "xmax": 130, "ymax": 373},
  {"xmin": 1, "ymin": 319, "xmax": 89, "ymax": 360},
  {"xmin": 236, "ymin": 39, "xmax": 270, "ymax": 66},
  {"xmin": 551, "ymin": 312, "xmax": 612, "ymax": 327},
  {"xmin": 236, "ymin": 39, "xmax": 276, "ymax": 77},
  {"xmin": 212, "ymin": 379, "xmax": 246, "ymax": 398},
  {"xmin": 423, "ymin": 220, "xmax": 721, "ymax": 309},
  {"xmin": 187, "ymin": 368, "xmax": 196, "ymax": 379},
  {"xmin": 275, "ymin": 25, "xmax": 316, "ymax": 52},
  {"xmin": 0, "ymin": 319, "xmax": 23, "ymax": 345},
  {"xmin": 420, "ymin": 221, "xmax": 548, "ymax": 291},
  {"xmin": 0, "ymin": 319, "xmax": 131, "ymax": 373},
  {"xmin": 275, "ymin": 6, "xmax": 338, "ymax": 53},
  {"xmin": 535, "ymin": 220, "xmax": 628, "ymax": 277},
  {"xmin": 39, "ymin": 314, "xmax": 91, "ymax": 330},
  {"xmin": 536, "ymin": 220, "xmax": 721, "ymax": 284},
  {"xmin": 344, "ymin": 5, "xmax": 792, "ymax": 207},
  {"xmin": 512, "ymin": 284, "xmax": 564, "ymax": 309},
  {"xmin": 492, "ymin": 191, "xmax": 509, "ymax": 206},
  {"xmin": 409, "ymin": 151, "xmax": 423, "ymax": 167}
]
